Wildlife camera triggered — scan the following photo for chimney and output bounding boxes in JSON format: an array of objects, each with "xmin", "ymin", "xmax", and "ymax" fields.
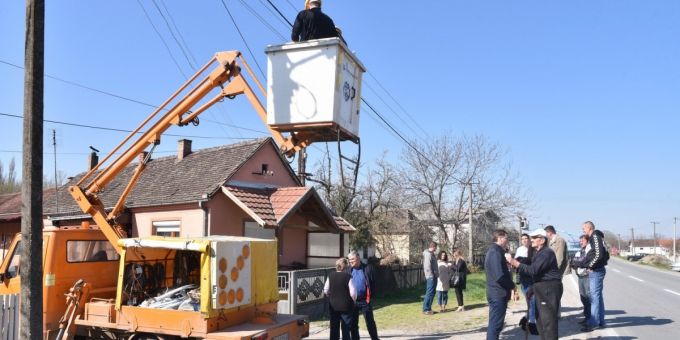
[
  {"xmin": 87, "ymin": 151, "xmax": 99, "ymax": 170},
  {"xmin": 178, "ymin": 139, "xmax": 192, "ymax": 160}
]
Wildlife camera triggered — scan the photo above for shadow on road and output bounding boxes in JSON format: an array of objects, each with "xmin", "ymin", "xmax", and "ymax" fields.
[{"xmin": 598, "ymin": 309, "xmax": 673, "ymax": 329}]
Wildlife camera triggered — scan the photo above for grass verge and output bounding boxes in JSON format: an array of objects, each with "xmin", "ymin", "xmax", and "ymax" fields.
[{"xmin": 312, "ymin": 272, "xmax": 492, "ymax": 334}]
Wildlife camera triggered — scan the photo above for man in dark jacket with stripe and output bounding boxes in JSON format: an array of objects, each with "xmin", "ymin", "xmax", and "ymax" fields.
[
  {"xmin": 579, "ymin": 221, "xmax": 609, "ymax": 332},
  {"xmin": 347, "ymin": 251, "xmax": 379, "ymax": 340},
  {"xmin": 484, "ymin": 229, "xmax": 517, "ymax": 340}
]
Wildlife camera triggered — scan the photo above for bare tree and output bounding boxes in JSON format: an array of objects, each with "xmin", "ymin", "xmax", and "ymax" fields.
[
  {"xmin": 400, "ymin": 134, "xmax": 527, "ymax": 255},
  {"xmin": 0, "ymin": 158, "xmax": 21, "ymax": 193}
]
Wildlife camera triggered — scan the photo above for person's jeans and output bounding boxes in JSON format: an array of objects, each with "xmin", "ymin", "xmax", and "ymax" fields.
[
  {"xmin": 423, "ymin": 277, "xmax": 436, "ymax": 312},
  {"xmin": 588, "ymin": 267, "xmax": 606, "ymax": 328},
  {"xmin": 437, "ymin": 290, "xmax": 448, "ymax": 306},
  {"xmin": 520, "ymin": 282, "xmax": 536, "ymax": 323},
  {"xmin": 578, "ymin": 274, "xmax": 591, "ymax": 320},
  {"xmin": 486, "ymin": 297, "xmax": 508, "ymax": 340},
  {"xmin": 353, "ymin": 300, "xmax": 379, "ymax": 340}
]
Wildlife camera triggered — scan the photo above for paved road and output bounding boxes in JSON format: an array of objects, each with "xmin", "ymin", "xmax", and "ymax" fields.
[{"xmin": 599, "ymin": 257, "xmax": 680, "ymax": 339}]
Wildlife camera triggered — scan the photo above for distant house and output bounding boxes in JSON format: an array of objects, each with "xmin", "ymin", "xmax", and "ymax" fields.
[
  {"xmin": 625, "ymin": 239, "xmax": 670, "ymax": 257},
  {"xmin": 31, "ymin": 138, "xmax": 354, "ymax": 269}
]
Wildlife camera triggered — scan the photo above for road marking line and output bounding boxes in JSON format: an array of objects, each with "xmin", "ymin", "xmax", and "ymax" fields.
[
  {"xmin": 664, "ymin": 289, "xmax": 680, "ymax": 297},
  {"xmin": 611, "ymin": 268, "xmax": 621, "ymax": 273},
  {"xmin": 628, "ymin": 275, "xmax": 644, "ymax": 282}
]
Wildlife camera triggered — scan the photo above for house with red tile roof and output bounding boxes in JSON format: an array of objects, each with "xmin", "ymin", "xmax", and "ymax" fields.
[{"xmin": 1, "ymin": 138, "xmax": 354, "ymax": 268}]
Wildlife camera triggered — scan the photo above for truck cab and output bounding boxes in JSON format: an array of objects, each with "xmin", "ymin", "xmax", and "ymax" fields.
[{"xmin": 0, "ymin": 226, "xmax": 119, "ymax": 339}]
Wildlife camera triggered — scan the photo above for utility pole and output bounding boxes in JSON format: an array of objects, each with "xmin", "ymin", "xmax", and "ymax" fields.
[
  {"xmin": 52, "ymin": 129, "xmax": 59, "ymax": 212},
  {"xmin": 468, "ymin": 182, "xmax": 473, "ymax": 262},
  {"xmin": 617, "ymin": 233, "xmax": 621, "ymax": 253},
  {"xmin": 674, "ymin": 217, "xmax": 677, "ymax": 262},
  {"xmin": 651, "ymin": 221, "xmax": 659, "ymax": 255},
  {"xmin": 630, "ymin": 227, "xmax": 635, "ymax": 255},
  {"xmin": 21, "ymin": 0, "xmax": 44, "ymax": 338}
]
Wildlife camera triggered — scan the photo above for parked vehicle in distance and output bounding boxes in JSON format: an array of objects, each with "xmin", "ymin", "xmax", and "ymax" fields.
[
  {"xmin": 671, "ymin": 262, "xmax": 680, "ymax": 272},
  {"xmin": 627, "ymin": 254, "xmax": 646, "ymax": 262}
]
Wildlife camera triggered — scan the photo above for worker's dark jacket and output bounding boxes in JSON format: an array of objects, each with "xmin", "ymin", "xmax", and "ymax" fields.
[
  {"xmin": 328, "ymin": 271, "xmax": 354, "ymax": 312},
  {"xmin": 517, "ymin": 246, "xmax": 561, "ymax": 283},
  {"xmin": 291, "ymin": 8, "xmax": 338, "ymax": 42},
  {"xmin": 485, "ymin": 243, "xmax": 515, "ymax": 300},
  {"xmin": 583, "ymin": 230, "xmax": 609, "ymax": 269}
]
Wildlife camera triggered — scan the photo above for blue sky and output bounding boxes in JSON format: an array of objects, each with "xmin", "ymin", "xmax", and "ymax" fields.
[{"xmin": 1, "ymin": 1, "xmax": 678, "ymax": 239}]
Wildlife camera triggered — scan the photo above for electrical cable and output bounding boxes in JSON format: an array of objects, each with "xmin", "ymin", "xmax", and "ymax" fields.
[
  {"xmin": 264, "ymin": 0, "xmax": 294, "ymax": 27},
  {"xmin": 235, "ymin": 0, "xmax": 287, "ymax": 42},
  {"xmin": 158, "ymin": 0, "xmax": 200, "ymax": 67},
  {"xmin": 0, "ymin": 112, "xmax": 256, "ymax": 140},
  {"xmin": 151, "ymin": 0, "xmax": 197, "ymax": 70},
  {"xmin": 137, "ymin": 0, "xmax": 188, "ymax": 79},
  {"xmin": 218, "ymin": 0, "xmax": 266, "ymax": 78}
]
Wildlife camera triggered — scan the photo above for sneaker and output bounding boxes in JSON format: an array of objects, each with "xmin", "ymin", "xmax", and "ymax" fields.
[
  {"xmin": 580, "ymin": 325, "xmax": 595, "ymax": 332},
  {"xmin": 423, "ymin": 311, "xmax": 433, "ymax": 315},
  {"xmin": 456, "ymin": 306, "xmax": 465, "ymax": 312}
]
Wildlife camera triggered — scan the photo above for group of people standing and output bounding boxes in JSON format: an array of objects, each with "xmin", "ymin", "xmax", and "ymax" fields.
[
  {"xmin": 422, "ymin": 242, "xmax": 470, "ymax": 314},
  {"xmin": 485, "ymin": 221, "xmax": 609, "ymax": 340},
  {"xmin": 323, "ymin": 251, "xmax": 379, "ymax": 340}
]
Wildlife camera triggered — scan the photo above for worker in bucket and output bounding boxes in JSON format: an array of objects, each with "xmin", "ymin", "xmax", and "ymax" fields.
[{"xmin": 292, "ymin": 0, "xmax": 339, "ymax": 42}]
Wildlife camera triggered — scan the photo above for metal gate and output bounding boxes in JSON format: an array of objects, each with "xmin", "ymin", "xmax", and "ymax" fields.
[{"xmin": 0, "ymin": 294, "xmax": 19, "ymax": 340}]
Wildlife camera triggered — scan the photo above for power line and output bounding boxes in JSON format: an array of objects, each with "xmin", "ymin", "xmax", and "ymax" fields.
[
  {"xmin": 264, "ymin": 0, "xmax": 294, "ymax": 27},
  {"xmin": 0, "ymin": 59, "xmax": 159, "ymax": 109},
  {"xmin": 236, "ymin": 0, "xmax": 287, "ymax": 42},
  {"xmin": 218, "ymin": 0, "xmax": 266, "ymax": 78},
  {"xmin": 0, "ymin": 112, "xmax": 256, "ymax": 140},
  {"xmin": 151, "ymin": 0, "xmax": 197, "ymax": 70},
  {"xmin": 158, "ymin": 0, "xmax": 200, "ymax": 67},
  {"xmin": 136, "ymin": 0, "xmax": 188, "ymax": 79}
]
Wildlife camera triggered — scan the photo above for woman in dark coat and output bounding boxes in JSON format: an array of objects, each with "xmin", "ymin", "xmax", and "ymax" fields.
[{"xmin": 451, "ymin": 250, "xmax": 470, "ymax": 311}]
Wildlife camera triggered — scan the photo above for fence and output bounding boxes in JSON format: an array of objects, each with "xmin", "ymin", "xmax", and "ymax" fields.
[
  {"xmin": 1, "ymin": 294, "xmax": 19, "ymax": 340},
  {"xmin": 277, "ymin": 265, "xmax": 427, "ymax": 319}
]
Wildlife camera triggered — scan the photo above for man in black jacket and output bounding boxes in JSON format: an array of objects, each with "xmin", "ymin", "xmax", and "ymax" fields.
[
  {"xmin": 484, "ymin": 229, "xmax": 516, "ymax": 340},
  {"xmin": 580, "ymin": 221, "xmax": 609, "ymax": 332},
  {"xmin": 291, "ymin": 0, "xmax": 338, "ymax": 42},
  {"xmin": 507, "ymin": 229, "xmax": 563, "ymax": 340}
]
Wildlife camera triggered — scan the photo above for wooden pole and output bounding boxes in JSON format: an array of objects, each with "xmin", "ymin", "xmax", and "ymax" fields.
[{"xmin": 20, "ymin": 0, "xmax": 44, "ymax": 338}]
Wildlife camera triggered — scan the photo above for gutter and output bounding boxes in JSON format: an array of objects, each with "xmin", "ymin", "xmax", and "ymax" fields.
[{"xmin": 198, "ymin": 194, "xmax": 209, "ymax": 236}]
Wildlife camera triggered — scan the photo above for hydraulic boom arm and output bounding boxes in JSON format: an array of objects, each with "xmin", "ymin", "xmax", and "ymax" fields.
[{"xmin": 69, "ymin": 51, "xmax": 313, "ymax": 254}]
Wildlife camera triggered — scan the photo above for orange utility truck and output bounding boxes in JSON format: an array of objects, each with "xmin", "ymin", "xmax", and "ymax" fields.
[{"xmin": 0, "ymin": 38, "xmax": 365, "ymax": 340}]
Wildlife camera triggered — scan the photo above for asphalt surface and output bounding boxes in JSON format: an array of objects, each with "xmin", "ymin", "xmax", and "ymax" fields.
[
  {"xmin": 307, "ymin": 272, "xmax": 612, "ymax": 339},
  {"xmin": 598, "ymin": 257, "xmax": 680, "ymax": 339}
]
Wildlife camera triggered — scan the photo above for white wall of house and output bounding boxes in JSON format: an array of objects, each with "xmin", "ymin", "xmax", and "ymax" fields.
[
  {"xmin": 628, "ymin": 245, "xmax": 669, "ymax": 256},
  {"xmin": 132, "ymin": 204, "xmax": 203, "ymax": 237}
]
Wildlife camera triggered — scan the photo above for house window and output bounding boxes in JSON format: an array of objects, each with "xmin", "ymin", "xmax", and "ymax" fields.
[
  {"xmin": 153, "ymin": 220, "xmax": 181, "ymax": 237},
  {"xmin": 308, "ymin": 233, "xmax": 340, "ymax": 257},
  {"xmin": 244, "ymin": 221, "xmax": 275, "ymax": 239}
]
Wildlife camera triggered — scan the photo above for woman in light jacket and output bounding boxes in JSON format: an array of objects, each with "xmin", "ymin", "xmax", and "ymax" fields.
[{"xmin": 435, "ymin": 251, "xmax": 452, "ymax": 312}]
